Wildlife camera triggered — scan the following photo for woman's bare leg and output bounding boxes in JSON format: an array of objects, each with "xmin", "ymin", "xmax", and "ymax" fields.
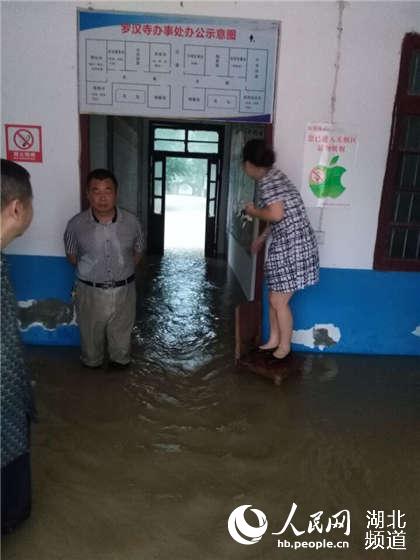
[
  {"xmin": 259, "ymin": 303, "xmax": 280, "ymax": 349},
  {"xmin": 269, "ymin": 291, "xmax": 294, "ymax": 359}
]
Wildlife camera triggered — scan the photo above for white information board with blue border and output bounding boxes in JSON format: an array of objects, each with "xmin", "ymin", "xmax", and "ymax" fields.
[{"xmin": 78, "ymin": 10, "xmax": 279, "ymax": 123}]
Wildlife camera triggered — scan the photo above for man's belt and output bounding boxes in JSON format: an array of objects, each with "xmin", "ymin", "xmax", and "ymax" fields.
[{"xmin": 77, "ymin": 274, "xmax": 135, "ymax": 289}]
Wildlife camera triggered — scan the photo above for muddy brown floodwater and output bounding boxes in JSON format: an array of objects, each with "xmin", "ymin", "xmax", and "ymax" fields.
[{"xmin": 4, "ymin": 251, "xmax": 420, "ymax": 560}]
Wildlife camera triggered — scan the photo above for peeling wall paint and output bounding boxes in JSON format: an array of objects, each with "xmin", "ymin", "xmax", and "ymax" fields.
[
  {"xmin": 18, "ymin": 299, "xmax": 76, "ymax": 332},
  {"xmin": 292, "ymin": 323, "xmax": 341, "ymax": 351},
  {"xmin": 412, "ymin": 326, "xmax": 420, "ymax": 338}
]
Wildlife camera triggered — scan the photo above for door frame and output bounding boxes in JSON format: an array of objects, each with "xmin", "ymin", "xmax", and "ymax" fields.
[
  {"xmin": 235, "ymin": 123, "xmax": 273, "ymax": 361},
  {"xmin": 148, "ymin": 121, "xmax": 224, "ymax": 257},
  {"xmin": 79, "ymin": 114, "xmax": 90, "ymax": 211}
]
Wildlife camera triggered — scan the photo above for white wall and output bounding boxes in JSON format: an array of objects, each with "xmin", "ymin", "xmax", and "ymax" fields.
[
  {"xmin": 2, "ymin": 1, "xmax": 420, "ymax": 268},
  {"xmin": 326, "ymin": 1, "xmax": 420, "ymax": 268},
  {"xmin": 1, "ymin": 2, "xmax": 80, "ymax": 256}
]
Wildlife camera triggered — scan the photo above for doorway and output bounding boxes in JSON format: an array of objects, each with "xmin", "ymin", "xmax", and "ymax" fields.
[
  {"xmin": 164, "ymin": 157, "xmax": 207, "ymax": 252},
  {"xmin": 149, "ymin": 123, "xmax": 223, "ymax": 258}
]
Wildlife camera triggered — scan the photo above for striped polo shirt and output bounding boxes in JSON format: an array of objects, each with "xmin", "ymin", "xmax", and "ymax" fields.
[{"xmin": 64, "ymin": 207, "xmax": 144, "ymax": 283}]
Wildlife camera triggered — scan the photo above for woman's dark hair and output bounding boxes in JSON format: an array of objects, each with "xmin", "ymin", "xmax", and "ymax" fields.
[
  {"xmin": 87, "ymin": 168, "xmax": 118, "ymax": 190},
  {"xmin": 242, "ymin": 139, "xmax": 275, "ymax": 168}
]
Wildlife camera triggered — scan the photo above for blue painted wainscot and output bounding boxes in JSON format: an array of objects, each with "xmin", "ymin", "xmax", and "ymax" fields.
[
  {"xmin": 261, "ymin": 268, "xmax": 420, "ymax": 356},
  {"xmin": 6, "ymin": 254, "xmax": 80, "ymax": 346},
  {"xmin": 5, "ymin": 255, "xmax": 420, "ymax": 355}
]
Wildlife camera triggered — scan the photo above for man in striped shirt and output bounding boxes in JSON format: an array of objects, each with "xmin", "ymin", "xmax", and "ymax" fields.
[{"xmin": 64, "ymin": 169, "xmax": 144, "ymax": 369}]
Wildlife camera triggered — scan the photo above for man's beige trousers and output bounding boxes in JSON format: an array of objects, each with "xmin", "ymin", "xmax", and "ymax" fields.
[{"xmin": 75, "ymin": 281, "xmax": 136, "ymax": 367}]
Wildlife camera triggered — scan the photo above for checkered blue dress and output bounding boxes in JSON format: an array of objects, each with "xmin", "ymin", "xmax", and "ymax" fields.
[{"xmin": 258, "ymin": 167, "xmax": 319, "ymax": 293}]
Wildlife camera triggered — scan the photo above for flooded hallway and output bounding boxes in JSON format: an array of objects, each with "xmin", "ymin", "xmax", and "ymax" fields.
[
  {"xmin": 3, "ymin": 251, "xmax": 420, "ymax": 560},
  {"xmin": 2, "ymin": 1, "xmax": 420, "ymax": 559}
]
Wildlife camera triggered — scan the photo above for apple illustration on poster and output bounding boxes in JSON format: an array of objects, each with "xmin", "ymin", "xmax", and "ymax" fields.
[{"xmin": 309, "ymin": 155, "xmax": 346, "ymax": 199}]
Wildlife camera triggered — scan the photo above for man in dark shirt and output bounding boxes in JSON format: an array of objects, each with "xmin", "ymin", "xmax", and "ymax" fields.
[{"xmin": 1, "ymin": 159, "xmax": 35, "ymax": 533}]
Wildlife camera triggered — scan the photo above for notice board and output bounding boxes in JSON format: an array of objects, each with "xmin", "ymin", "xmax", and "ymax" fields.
[{"xmin": 78, "ymin": 10, "xmax": 279, "ymax": 122}]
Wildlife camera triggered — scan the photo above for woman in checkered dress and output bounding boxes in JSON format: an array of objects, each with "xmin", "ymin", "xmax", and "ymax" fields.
[{"xmin": 243, "ymin": 139, "xmax": 319, "ymax": 359}]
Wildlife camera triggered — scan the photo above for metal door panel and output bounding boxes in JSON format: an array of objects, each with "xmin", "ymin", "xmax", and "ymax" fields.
[{"xmin": 148, "ymin": 156, "xmax": 165, "ymax": 255}]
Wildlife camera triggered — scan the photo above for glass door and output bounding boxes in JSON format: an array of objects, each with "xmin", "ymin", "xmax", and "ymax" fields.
[{"xmin": 149, "ymin": 123, "xmax": 223, "ymax": 256}]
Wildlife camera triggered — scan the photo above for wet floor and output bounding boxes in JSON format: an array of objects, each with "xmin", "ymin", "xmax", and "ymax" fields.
[{"xmin": 3, "ymin": 251, "xmax": 420, "ymax": 560}]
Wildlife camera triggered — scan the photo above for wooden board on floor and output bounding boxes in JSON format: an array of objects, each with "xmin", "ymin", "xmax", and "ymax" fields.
[
  {"xmin": 236, "ymin": 348, "xmax": 305, "ymax": 385},
  {"xmin": 235, "ymin": 301, "xmax": 305, "ymax": 385}
]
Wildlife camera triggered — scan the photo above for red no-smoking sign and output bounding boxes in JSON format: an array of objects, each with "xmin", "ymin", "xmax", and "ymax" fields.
[{"xmin": 5, "ymin": 124, "xmax": 43, "ymax": 163}]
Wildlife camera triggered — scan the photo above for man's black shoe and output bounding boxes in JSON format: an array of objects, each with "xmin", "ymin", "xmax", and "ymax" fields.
[
  {"xmin": 81, "ymin": 361, "xmax": 102, "ymax": 369},
  {"xmin": 108, "ymin": 361, "xmax": 131, "ymax": 370}
]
